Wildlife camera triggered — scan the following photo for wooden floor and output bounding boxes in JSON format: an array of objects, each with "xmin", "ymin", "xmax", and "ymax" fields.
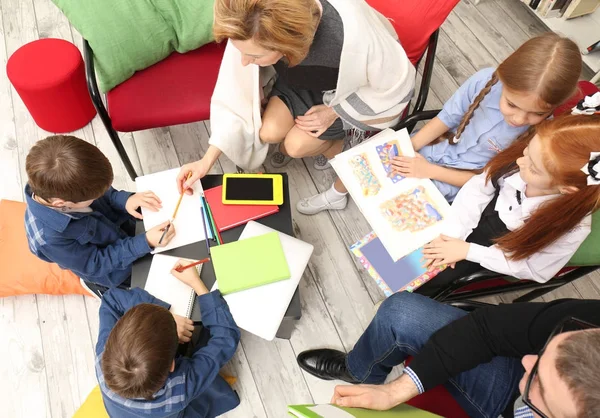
[{"xmin": 1, "ymin": 0, "xmax": 599, "ymax": 417}]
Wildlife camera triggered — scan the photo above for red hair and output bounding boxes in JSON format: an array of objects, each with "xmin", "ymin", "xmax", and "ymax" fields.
[{"xmin": 485, "ymin": 114, "xmax": 600, "ymax": 260}]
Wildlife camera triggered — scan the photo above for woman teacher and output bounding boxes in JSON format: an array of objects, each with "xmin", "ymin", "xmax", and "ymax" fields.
[{"xmin": 177, "ymin": 0, "xmax": 415, "ymax": 213}]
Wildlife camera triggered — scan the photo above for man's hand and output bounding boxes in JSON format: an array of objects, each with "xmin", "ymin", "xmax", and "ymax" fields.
[
  {"xmin": 125, "ymin": 191, "xmax": 162, "ymax": 219},
  {"xmin": 423, "ymin": 235, "xmax": 469, "ymax": 267},
  {"xmin": 171, "ymin": 313, "xmax": 194, "ymax": 343},
  {"xmin": 330, "ymin": 374, "xmax": 419, "ymax": 410},
  {"xmin": 391, "ymin": 153, "xmax": 435, "ymax": 179},
  {"xmin": 295, "ymin": 105, "xmax": 338, "ymax": 138}
]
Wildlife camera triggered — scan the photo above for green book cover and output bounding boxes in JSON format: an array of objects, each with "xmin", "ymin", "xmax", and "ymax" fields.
[
  {"xmin": 288, "ymin": 404, "xmax": 441, "ymax": 418},
  {"xmin": 212, "ymin": 231, "xmax": 291, "ymax": 294}
]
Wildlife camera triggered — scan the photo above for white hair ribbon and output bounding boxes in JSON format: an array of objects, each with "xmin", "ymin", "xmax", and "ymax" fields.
[
  {"xmin": 572, "ymin": 92, "xmax": 600, "ymax": 115},
  {"xmin": 581, "ymin": 152, "xmax": 600, "ymax": 185}
]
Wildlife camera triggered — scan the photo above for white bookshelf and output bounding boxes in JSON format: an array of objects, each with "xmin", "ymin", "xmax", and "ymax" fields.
[{"xmin": 475, "ymin": 1, "xmax": 600, "ymax": 83}]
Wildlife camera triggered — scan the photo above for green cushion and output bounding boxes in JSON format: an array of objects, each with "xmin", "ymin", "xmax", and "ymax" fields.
[
  {"xmin": 53, "ymin": 0, "xmax": 215, "ymax": 92},
  {"xmin": 568, "ymin": 210, "xmax": 600, "ymax": 266}
]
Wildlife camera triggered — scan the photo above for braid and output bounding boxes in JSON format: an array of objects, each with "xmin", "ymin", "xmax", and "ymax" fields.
[{"xmin": 452, "ymin": 72, "xmax": 499, "ymax": 144}]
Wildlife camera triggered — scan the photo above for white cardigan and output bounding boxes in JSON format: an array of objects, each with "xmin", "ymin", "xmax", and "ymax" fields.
[{"xmin": 208, "ymin": 0, "xmax": 416, "ymax": 170}]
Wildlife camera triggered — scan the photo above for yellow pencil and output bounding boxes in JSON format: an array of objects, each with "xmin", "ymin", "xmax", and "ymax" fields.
[
  {"xmin": 158, "ymin": 172, "xmax": 192, "ymax": 245},
  {"xmin": 172, "ymin": 172, "xmax": 193, "ymax": 220}
]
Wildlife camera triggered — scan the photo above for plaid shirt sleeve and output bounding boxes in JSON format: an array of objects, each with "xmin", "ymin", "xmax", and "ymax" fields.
[
  {"xmin": 184, "ymin": 291, "xmax": 241, "ymax": 399},
  {"xmin": 36, "ymin": 233, "xmax": 151, "ymax": 287},
  {"xmin": 104, "ymin": 187, "xmax": 133, "ymax": 212}
]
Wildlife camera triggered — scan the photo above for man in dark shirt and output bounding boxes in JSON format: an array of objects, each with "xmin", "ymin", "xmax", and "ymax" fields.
[{"xmin": 297, "ymin": 291, "xmax": 600, "ymax": 418}]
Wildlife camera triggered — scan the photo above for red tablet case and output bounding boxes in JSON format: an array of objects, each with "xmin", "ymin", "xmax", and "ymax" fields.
[{"xmin": 204, "ymin": 185, "xmax": 279, "ymax": 232}]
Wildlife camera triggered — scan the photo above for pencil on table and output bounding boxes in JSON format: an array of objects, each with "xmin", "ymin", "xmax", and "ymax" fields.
[
  {"xmin": 203, "ymin": 195, "xmax": 221, "ymax": 245},
  {"xmin": 200, "ymin": 204, "xmax": 211, "ymax": 255}
]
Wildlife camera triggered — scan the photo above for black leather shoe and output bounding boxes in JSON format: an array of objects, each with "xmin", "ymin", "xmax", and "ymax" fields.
[{"xmin": 297, "ymin": 349, "xmax": 359, "ymax": 383}]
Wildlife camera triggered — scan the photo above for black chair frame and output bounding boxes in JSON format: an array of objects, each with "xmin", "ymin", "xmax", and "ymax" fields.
[
  {"xmin": 432, "ymin": 266, "xmax": 599, "ymax": 303},
  {"xmin": 83, "ymin": 29, "xmax": 442, "ymax": 181},
  {"xmin": 83, "ymin": 40, "xmax": 139, "ymax": 181}
]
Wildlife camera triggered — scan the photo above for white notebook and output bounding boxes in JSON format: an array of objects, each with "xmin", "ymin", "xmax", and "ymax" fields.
[
  {"xmin": 212, "ymin": 221, "xmax": 314, "ymax": 340},
  {"xmin": 144, "ymin": 254, "xmax": 199, "ymax": 318},
  {"xmin": 135, "ymin": 167, "xmax": 212, "ymax": 253}
]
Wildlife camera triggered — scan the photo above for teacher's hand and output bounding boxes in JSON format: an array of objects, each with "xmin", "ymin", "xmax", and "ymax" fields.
[
  {"xmin": 177, "ymin": 158, "xmax": 212, "ymax": 195},
  {"xmin": 295, "ymin": 105, "xmax": 338, "ymax": 138},
  {"xmin": 331, "ymin": 375, "xmax": 419, "ymax": 411}
]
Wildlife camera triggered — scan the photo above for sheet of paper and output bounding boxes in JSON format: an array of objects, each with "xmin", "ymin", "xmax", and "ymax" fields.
[
  {"xmin": 145, "ymin": 254, "xmax": 199, "ymax": 318},
  {"xmin": 331, "ymin": 129, "xmax": 450, "ymax": 261},
  {"xmin": 135, "ymin": 167, "xmax": 212, "ymax": 253}
]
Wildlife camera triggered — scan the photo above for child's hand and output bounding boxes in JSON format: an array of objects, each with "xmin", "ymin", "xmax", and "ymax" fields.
[
  {"xmin": 146, "ymin": 220, "xmax": 176, "ymax": 248},
  {"xmin": 171, "ymin": 313, "xmax": 194, "ymax": 343},
  {"xmin": 391, "ymin": 153, "xmax": 434, "ymax": 179},
  {"xmin": 422, "ymin": 235, "xmax": 469, "ymax": 267},
  {"xmin": 126, "ymin": 191, "xmax": 162, "ymax": 219},
  {"xmin": 171, "ymin": 259, "xmax": 209, "ymax": 295}
]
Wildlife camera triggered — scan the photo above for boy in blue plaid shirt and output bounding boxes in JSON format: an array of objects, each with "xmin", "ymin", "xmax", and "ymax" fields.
[
  {"xmin": 24, "ymin": 135, "xmax": 175, "ymax": 296},
  {"xmin": 96, "ymin": 260, "xmax": 240, "ymax": 417}
]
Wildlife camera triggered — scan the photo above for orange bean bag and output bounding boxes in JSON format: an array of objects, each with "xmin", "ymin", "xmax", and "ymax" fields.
[{"xmin": 0, "ymin": 199, "xmax": 90, "ymax": 297}]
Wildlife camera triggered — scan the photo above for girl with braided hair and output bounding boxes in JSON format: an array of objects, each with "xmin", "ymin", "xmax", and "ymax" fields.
[
  {"xmin": 417, "ymin": 114, "xmax": 600, "ymax": 296},
  {"xmin": 391, "ymin": 33, "xmax": 582, "ymax": 202}
]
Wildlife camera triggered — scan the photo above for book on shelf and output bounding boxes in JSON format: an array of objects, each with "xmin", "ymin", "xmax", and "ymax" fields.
[
  {"xmin": 545, "ymin": 0, "xmax": 569, "ymax": 16},
  {"xmin": 529, "ymin": 0, "xmax": 542, "ymax": 10},
  {"xmin": 563, "ymin": 0, "xmax": 600, "ymax": 18}
]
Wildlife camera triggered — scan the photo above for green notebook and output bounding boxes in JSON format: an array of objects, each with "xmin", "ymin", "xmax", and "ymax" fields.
[
  {"xmin": 288, "ymin": 404, "xmax": 441, "ymax": 418},
  {"xmin": 212, "ymin": 231, "xmax": 291, "ymax": 294}
]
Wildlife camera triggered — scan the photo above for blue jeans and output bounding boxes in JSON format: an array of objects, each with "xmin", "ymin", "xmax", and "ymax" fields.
[{"xmin": 346, "ymin": 292, "xmax": 523, "ymax": 418}]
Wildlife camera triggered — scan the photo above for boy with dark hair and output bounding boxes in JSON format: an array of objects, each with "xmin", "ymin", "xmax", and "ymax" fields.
[
  {"xmin": 24, "ymin": 135, "xmax": 175, "ymax": 297},
  {"xmin": 97, "ymin": 260, "xmax": 241, "ymax": 417}
]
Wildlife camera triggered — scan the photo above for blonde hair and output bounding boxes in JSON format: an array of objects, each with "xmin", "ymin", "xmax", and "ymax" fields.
[
  {"xmin": 449, "ymin": 32, "xmax": 582, "ymax": 143},
  {"xmin": 213, "ymin": 0, "xmax": 320, "ymax": 66}
]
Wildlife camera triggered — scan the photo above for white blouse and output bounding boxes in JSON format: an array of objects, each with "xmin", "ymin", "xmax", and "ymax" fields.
[{"xmin": 444, "ymin": 172, "xmax": 591, "ymax": 283}]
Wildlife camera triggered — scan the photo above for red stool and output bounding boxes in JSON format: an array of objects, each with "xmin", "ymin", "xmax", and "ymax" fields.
[{"xmin": 6, "ymin": 38, "xmax": 96, "ymax": 133}]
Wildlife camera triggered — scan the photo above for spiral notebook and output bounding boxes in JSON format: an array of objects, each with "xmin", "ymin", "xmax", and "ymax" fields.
[{"xmin": 144, "ymin": 254, "xmax": 200, "ymax": 318}]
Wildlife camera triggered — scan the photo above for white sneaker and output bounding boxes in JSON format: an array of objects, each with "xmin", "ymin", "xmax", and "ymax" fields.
[{"xmin": 296, "ymin": 191, "xmax": 348, "ymax": 215}]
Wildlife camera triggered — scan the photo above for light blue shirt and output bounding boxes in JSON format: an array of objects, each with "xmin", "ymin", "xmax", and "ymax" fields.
[{"xmin": 419, "ymin": 67, "xmax": 529, "ymax": 201}]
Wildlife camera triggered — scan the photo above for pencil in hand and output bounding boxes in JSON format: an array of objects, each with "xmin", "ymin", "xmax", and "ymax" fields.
[
  {"xmin": 158, "ymin": 220, "xmax": 172, "ymax": 245},
  {"xmin": 175, "ymin": 257, "xmax": 210, "ymax": 273}
]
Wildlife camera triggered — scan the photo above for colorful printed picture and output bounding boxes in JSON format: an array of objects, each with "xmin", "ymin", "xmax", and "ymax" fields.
[
  {"xmin": 376, "ymin": 141, "xmax": 404, "ymax": 183},
  {"xmin": 350, "ymin": 231, "xmax": 446, "ymax": 296},
  {"xmin": 349, "ymin": 153, "xmax": 381, "ymax": 196},
  {"xmin": 380, "ymin": 186, "xmax": 443, "ymax": 233}
]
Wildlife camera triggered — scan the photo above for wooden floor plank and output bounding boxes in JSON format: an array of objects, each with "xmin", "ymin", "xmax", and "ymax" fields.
[
  {"xmin": 132, "ymin": 127, "xmax": 180, "ymax": 175},
  {"xmin": 62, "ymin": 295, "xmax": 97, "ymax": 406},
  {"xmin": 0, "ymin": 296, "xmax": 51, "ymax": 418},
  {"xmin": 240, "ymin": 332, "xmax": 313, "ymax": 418},
  {"xmin": 435, "ymin": 29, "xmax": 478, "ymax": 87},
  {"xmin": 288, "ymin": 269, "xmax": 349, "ymax": 404},
  {"xmin": 220, "ymin": 346, "xmax": 268, "ymax": 418},
  {"xmin": 470, "ymin": 0, "xmax": 532, "ymax": 50},
  {"xmin": 443, "ymin": 10, "xmax": 500, "ymax": 70},
  {"xmin": 0, "ymin": 0, "xmax": 23, "ymax": 201},
  {"xmin": 452, "ymin": 1, "xmax": 515, "ymax": 63},
  {"xmin": 35, "ymin": 295, "xmax": 79, "ymax": 417},
  {"xmin": 493, "ymin": 0, "xmax": 548, "ymax": 38}
]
